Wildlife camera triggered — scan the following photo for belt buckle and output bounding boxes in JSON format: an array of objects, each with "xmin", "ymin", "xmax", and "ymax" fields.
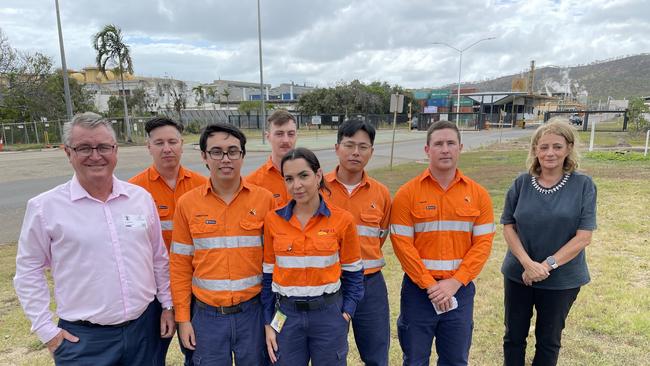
[
  {"xmin": 219, "ymin": 305, "xmax": 242, "ymax": 315},
  {"xmin": 294, "ymin": 300, "xmax": 311, "ymax": 311}
]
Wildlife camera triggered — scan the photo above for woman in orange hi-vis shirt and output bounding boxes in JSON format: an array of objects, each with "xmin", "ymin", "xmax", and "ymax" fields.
[{"xmin": 261, "ymin": 147, "xmax": 364, "ymax": 366}]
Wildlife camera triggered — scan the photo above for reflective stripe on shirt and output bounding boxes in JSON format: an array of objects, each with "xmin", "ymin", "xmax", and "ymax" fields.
[
  {"xmin": 193, "ymin": 236, "xmax": 262, "ymax": 250},
  {"xmin": 263, "ymin": 263, "xmax": 274, "ymax": 274},
  {"xmin": 160, "ymin": 220, "xmax": 173, "ymax": 230},
  {"xmin": 192, "ymin": 274, "xmax": 262, "ymax": 292},
  {"xmin": 422, "ymin": 258, "xmax": 462, "ymax": 271},
  {"xmin": 171, "ymin": 242, "xmax": 194, "ymax": 256},
  {"xmin": 473, "ymin": 223, "xmax": 496, "ymax": 236},
  {"xmin": 356, "ymin": 225, "xmax": 388, "ymax": 238},
  {"xmin": 362, "ymin": 258, "xmax": 386, "ymax": 269},
  {"xmin": 390, "ymin": 224, "xmax": 414, "ymax": 237},
  {"xmin": 272, "ymin": 280, "xmax": 341, "ymax": 297},
  {"xmin": 276, "ymin": 253, "xmax": 339, "ymax": 269},
  {"xmin": 342, "ymin": 259, "xmax": 363, "ymax": 272},
  {"xmin": 414, "ymin": 220, "xmax": 473, "ymax": 233}
]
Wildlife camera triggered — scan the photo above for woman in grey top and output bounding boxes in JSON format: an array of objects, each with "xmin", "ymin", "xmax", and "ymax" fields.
[{"xmin": 501, "ymin": 119, "xmax": 597, "ymax": 366}]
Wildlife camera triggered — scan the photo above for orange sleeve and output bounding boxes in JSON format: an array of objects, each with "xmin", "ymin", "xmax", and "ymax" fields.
[
  {"xmin": 262, "ymin": 215, "xmax": 276, "ymax": 272},
  {"xmin": 379, "ymin": 186, "xmax": 392, "ymax": 247},
  {"xmin": 339, "ymin": 212, "xmax": 362, "ymax": 268},
  {"xmin": 169, "ymin": 196, "xmax": 195, "ymax": 322},
  {"xmin": 453, "ymin": 187, "xmax": 495, "ymax": 285},
  {"xmin": 389, "ymin": 186, "xmax": 436, "ymax": 289}
]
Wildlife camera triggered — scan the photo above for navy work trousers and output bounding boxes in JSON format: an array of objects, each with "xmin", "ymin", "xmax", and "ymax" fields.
[
  {"xmin": 275, "ymin": 293, "xmax": 350, "ymax": 366},
  {"xmin": 503, "ymin": 278, "xmax": 580, "ymax": 366},
  {"xmin": 54, "ymin": 300, "xmax": 161, "ymax": 366},
  {"xmin": 351, "ymin": 271, "xmax": 390, "ymax": 366},
  {"xmin": 397, "ymin": 274, "xmax": 475, "ymax": 366},
  {"xmin": 191, "ymin": 296, "xmax": 265, "ymax": 366}
]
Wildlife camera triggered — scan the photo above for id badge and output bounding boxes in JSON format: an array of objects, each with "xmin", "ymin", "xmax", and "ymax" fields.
[{"xmin": 270, "ymin": 309, "xmax": 287, "ymax": 333}]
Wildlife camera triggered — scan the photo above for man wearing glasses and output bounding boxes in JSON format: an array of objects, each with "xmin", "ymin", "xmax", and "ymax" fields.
[
  {"xmin": 324, "ymin": 119, "xmax": 392, "ymax": 366},
  {"xmin": 170, "ymin": 123, "xmax": 274, "ymax": 365},
  {"xmin": 129, "ymin": 117, "xmax": 206, "ymax": 365},
  {"xmin": 14, "ymin": 112, "xmax": 174, "ymax": 365}
]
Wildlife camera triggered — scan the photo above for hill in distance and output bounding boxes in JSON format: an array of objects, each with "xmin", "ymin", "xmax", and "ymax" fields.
[{"xmin": 447, "ymin": 54, "xmax": 650, "ymax": 102}]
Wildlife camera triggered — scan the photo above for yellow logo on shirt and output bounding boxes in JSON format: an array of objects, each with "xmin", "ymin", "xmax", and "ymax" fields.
[{"xmin": 318, "ymin": 228, "xmax": 334, "ymax": 236}]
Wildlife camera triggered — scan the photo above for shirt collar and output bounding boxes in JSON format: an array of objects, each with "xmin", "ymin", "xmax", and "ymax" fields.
[
  {"xmin": 148, "ymin": 164, "xmax": 192, "ymax": 181},
  {"xmin": 200, "ymin": 177, "xmax": 250, "ymax": 197},
  {"xmin": 419, "ymin": 168, "xmax": 468, "ymax": 186},
  {"xmin": 275, "ymin": 195, "xmax": 331, "ymax": 221},
  {"xmin": 325, "ymin": 166, "xmax": 368, "ymax": 187},
  {"xmin": 70, "ymin": 175, "xmax": 128, "ymax": 201},
  {"xmin": 264, "ymin": 156, "xmax": 281, "ymax": 174}
]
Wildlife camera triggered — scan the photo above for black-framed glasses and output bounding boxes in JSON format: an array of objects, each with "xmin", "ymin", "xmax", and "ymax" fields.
[
  {"xmin": 205, "ymin": 149, "xmax": 243, "ymax": 160},
  {"xmin": 69, "ymin": 144, "xmax": 116, "ymax": 157},
  {"xmin": 341, "ymin": 142, "xmax": 372, "ymax": 152}
]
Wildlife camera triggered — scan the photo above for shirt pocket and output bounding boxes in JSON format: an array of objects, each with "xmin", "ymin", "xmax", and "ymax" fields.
[
  {"xmin": 413, "ymin": 205, "xmax": 438, "ymax": 221},
  {"xmin": 189, "ymin": 217, "xmax": 220, "ymax": 236},
  {"xmin": 239, "ymin": 218, "xmax": 264, "ymax": 232},
  {"xmin": 156, "ymin": 204, "xmax": 171, "ymax": 219},
  {"xmin": 273, "ymin": 238, "xmax": 294, "ymax": 254},
  {"xmin": 455, "ymin": 207, "xmax": 480, "ymax": 219},
  {"xmin": 313, "ymin": 235, "xmax": 339, "ymax": 253},
  {"xmin": 359, "ymin": 208, "xmax": 383, "ymax": 225}
]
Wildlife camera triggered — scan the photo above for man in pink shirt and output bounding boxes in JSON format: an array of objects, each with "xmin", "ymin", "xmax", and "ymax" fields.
[{"xmin": 13, "ymin": 112, "xmax": 175, "ymax": 365}]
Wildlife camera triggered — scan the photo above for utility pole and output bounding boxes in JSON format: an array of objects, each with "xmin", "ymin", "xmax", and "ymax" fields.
[
  {"xmin": 256, "ymin": 0, "xmax": 266, "ymax": 144},
  {"xmin": 55, "ymin": 0, "xmax": 73, "ymax": 121}
]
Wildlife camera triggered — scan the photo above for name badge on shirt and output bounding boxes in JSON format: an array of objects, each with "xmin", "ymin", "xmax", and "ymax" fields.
[{"xmin": 123, "ymin": 214, "xmax": 147, "ymax": 229}]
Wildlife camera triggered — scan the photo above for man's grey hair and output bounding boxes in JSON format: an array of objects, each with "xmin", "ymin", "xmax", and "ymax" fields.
[{"xmin": 63, "ymin": 112, "xmax": 117, "ymax": 146}]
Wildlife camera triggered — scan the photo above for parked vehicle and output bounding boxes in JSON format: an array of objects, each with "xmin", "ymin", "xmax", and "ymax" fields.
[{"xmin": 569, "ymin": 114, "xmax": 583, "ymax": 126}]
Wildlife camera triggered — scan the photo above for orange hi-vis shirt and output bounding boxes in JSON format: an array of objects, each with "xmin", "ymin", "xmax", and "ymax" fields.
[
  {"xmin": 129, "ymin": 165, "xmax": 207, "ymax": 251},
  {"xmin": 390, "ymin": 168, "xmax": 495, "ymax": 290},
  {"xmin": 170, "ymin": 179, "xmax": 274, "ymax": 322},
  {"xmin": 324, "ymin": 168, "xmax": 391, "ymax": 275},
  {"xmin": 247, "ymin": 156, "xmax": 289, "ymax": 208},
  {"xmin": 262, "ymin": 199, "xmax": 362, "ymax": 298}
]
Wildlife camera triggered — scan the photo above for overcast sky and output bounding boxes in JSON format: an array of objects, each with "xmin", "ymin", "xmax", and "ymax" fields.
[{"xmin": 2, "ymin": 0, "xmax": 649, "ymax": 89}]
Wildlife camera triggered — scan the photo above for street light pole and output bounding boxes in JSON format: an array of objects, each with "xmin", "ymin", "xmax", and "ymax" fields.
[
  {"xmin": 431, "ymin": 37, "xmax": 495, "ymax": 128},
  {"xmin": 55, "ymin": 0, "xmax": 73, "ymax": 121},
  {"xmin": 256, "ymin": 0, "xmax": 266, "ymax": 144},
  {"xmin": 456, "ymin": 51, "xmax": 462, "ymax": 127}
]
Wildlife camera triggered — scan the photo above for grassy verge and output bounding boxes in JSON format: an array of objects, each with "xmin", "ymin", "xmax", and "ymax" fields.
[{"xmin": 1, "ymin": 144, "xmax": 648, "ymax": 365}]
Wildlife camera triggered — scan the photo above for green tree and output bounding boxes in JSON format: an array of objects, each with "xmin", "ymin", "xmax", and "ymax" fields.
[
  {"xmin": 161, "ymin": 80, "xmax": 188, "ymax": 122},
  {"xmin": 221, "ymin": 88, "xmax": 231, "ymax": 111},
  {"xmin": 192, "ymin": 85, "xmax": 205, "ymax": 109},
  {"xmin": 626, "ymin": 97, "xmax": 649, "ymax": 133},
  {"xmin": 93, "ymin": 24, "xmax": 134, "ymax": 141},
  {"xmin": 238, "ymin": 100, "xmax": 274, "ymax": 118},
  {"xmin": 107, "ymin": 87, "xmax": 149, "ymax": 116}
]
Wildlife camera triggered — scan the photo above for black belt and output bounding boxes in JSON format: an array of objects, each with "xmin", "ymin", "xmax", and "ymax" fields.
[
  {"xmin": 279, "ymin": 291, "xmax": 341, "ymax": 312},
  {"xmin": 195, "ymin": 295, "xmax": 259, "ymax": 315},
  {"xmin": 64, "ymin": 319, "xmax": 132, "ymax": 328}
]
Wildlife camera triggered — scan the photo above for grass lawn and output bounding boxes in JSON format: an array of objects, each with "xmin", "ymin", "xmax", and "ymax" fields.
[{"xmin": 1, "ymin": 143, "xmax": 648, "ymax": 365}]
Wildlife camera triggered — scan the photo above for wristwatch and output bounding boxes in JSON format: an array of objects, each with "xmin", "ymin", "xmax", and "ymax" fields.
[
  {"xmin": 164, "ymin": 305, "xmax": 174, "ymax": 312},
  {"xmin": 546, "ymin": 256, "xmax": 558, "ymax": 270}
]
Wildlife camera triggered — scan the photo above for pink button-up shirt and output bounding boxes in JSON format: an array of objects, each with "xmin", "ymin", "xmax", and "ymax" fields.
[{"xmin": 14, "ymin": 175, "xmax": 172, "ymax": 343}]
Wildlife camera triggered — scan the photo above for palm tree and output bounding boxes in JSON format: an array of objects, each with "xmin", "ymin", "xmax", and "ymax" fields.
[
  {"xmin": 192, "ymin": 85, "xmax": 205, "ymax": 109},
  {"xmin": 221, "ymin": 88, "xmax": 231, "ymax": 112},
  {"xmin": 93, "ymin": 24, "xmax": 134, "ymax": 142}
]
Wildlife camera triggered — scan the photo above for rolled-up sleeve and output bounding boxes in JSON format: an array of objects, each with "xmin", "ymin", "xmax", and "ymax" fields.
[{"xmin": 13, "ymin": 199, "xmax": 61, "ymax": 344}]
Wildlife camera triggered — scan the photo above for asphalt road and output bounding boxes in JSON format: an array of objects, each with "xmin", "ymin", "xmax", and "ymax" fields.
[{"xmin": 0, "ymin": 128, "xmax": 530, "ymax": 244}]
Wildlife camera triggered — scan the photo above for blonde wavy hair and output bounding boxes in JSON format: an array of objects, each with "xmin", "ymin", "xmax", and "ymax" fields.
[{"xmin": 526, "ymin": 118, "xmax": 580, "ymax": 176}]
